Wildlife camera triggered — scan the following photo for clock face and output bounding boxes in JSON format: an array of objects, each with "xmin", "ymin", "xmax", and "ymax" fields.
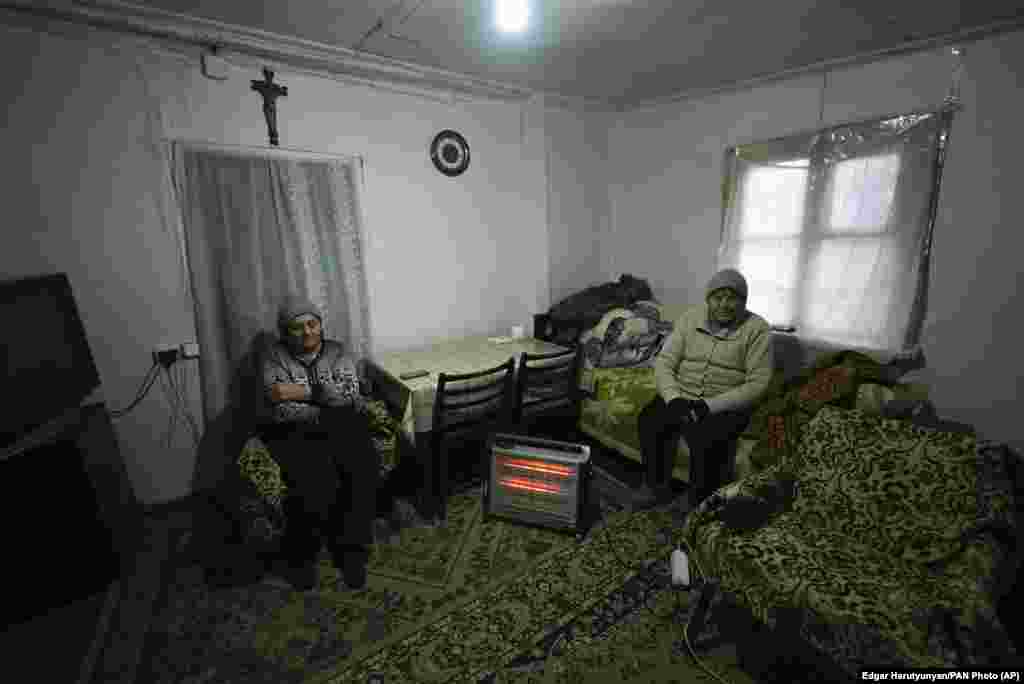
[{"xmin": 430, "ymin": 130, "xmax": 470, "ymax": 176}]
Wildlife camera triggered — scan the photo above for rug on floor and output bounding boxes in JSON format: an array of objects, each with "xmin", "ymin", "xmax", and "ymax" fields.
[{"xmin": 135, "ymin": 482, "xmax": 754, "ymax": 684}]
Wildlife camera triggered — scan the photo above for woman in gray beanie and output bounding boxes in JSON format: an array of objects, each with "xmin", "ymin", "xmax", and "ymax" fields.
[
  {"xmin": 257, "ymin": 294, "xmax": 381, "ymax": 591},
  {"xmin": 635, "ymin": 268, "xmax": 774, "ymax": 509}
]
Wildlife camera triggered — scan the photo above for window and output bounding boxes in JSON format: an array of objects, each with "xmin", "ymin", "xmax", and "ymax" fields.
[{"xmin": 718, "ymin": 109, "xmax": 954, "ymax": 354}]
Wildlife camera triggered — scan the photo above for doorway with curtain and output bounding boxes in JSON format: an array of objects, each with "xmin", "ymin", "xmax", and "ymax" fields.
[{"xmin": 169, "ymin": 142, "xmax": 373, "ymax": 496}]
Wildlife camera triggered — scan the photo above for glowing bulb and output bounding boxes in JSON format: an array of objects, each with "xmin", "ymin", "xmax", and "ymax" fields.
[{"xmin": 496, "ymin": 0, "xmax": 528, "ymax": 33}]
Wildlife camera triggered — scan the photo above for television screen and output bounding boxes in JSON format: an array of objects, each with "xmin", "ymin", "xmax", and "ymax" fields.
[{"xmin": 0, "ymin": 273, "xmax": 101, "ymax": 449}]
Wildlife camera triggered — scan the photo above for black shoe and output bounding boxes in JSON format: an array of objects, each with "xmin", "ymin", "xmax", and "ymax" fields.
[
  {"xmin": 343, "ymin": 559, "xmax": 367, "ymax": 590},
  {"xmin": 390, "ymin": 497, "xmax": 422, "ymax": 530},
  {"xmin": 330, "ymin": 547, "xmax": 369, "ymax": 590},
  {"xmin": 280, "ymin": 561, "xmax": 318, "ymax": 592},
  {"xmin": 654, "ymin": 486, "xmax": 676, "ymax": 506},
  {"xmin": 373, "ymin": 517, "xmax": 400, "ymax": 544}
]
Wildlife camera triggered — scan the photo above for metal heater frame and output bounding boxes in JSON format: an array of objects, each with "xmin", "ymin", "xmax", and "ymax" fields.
[{"xmin": 482, "ymin": 432, "xmax": 597, "ymax": 539}]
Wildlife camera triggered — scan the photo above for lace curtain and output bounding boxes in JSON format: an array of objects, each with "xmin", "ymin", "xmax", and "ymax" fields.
[
  {"xmin": 718, "ymin": 107, "xmax": 956, "ymax": 356},
  {"xmin": 170, "ymin": 142, "xmax": 373, "ymax": 430}
]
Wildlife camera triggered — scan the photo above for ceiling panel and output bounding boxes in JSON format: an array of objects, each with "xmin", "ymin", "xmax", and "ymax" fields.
[{"xmin": 61, "ymin": 0, "xmax": 1024, "ymax": 103}]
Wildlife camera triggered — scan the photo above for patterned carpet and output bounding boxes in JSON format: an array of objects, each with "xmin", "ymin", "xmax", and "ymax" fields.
[{"xmin": 122, "ymin": 474, "xmax": 757, "ymax": 684}]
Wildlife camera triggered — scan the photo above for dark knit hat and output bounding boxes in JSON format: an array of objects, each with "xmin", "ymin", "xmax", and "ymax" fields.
[
  {"xmin": 277, "ymin": 295, "xmax": 322, "ymax": 333},
  {"xmin": 705, "ymin": 268, "xmax": 748, "ymax": 300}
]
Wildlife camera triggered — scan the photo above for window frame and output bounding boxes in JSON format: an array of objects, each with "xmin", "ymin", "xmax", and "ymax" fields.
[{"xmin": 718, "ymin": 107, "xmax": 956, "ymax": 354}]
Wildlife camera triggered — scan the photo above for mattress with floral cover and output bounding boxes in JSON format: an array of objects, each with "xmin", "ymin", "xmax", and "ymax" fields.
[{"xmin": 682, "ymin": 404, "xmax": 1023, "ymax": 676}]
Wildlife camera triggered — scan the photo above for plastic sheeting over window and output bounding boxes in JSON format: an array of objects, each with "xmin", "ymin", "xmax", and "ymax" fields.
[{"xmin": 718, "ymin": 105, "xmax": 958, "ymax": 355}]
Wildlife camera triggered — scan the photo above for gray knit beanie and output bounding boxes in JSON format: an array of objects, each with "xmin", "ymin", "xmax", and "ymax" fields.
[
  {"xmin": 705, "ymin": 268, "xmax": 748, "ymax": 301},
  {"xmin": 277, "ymin": 294, "xmax": 322, "ymax": 334}
]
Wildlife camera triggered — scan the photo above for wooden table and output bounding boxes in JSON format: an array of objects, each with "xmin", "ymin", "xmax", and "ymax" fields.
[{"xmin": 367, "ymin": 334, "xmax": 571, "ymax": 522}]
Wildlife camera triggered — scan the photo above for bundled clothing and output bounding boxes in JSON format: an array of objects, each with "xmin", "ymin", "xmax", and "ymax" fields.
[{"xmin": 546, "ymin": 274, "xmax": 654, "ymax": 343}]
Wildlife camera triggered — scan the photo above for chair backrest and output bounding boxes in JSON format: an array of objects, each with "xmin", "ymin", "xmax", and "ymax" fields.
[
  {"xmin": 431, "ymin": 357, "xmax": 517, "ymax": 440},
  {"xmin": 515, "ymin": 345, "xmax": 583, "ymax": 422}
]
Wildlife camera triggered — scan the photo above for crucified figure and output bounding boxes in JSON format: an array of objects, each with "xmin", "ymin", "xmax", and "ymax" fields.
[{"xmin": 251, "ymin": 68, "xmax": 288, "ymax": 146}]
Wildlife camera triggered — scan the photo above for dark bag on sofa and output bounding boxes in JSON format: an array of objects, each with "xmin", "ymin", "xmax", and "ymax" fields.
[{"xmin": 546, "ymin": 274, "xmax": 654, "ymax": 343}]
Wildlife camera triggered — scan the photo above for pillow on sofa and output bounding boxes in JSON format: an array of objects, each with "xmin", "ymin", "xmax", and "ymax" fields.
[
  {"xmin": 855, "ymin": 382, "xmax": 929, "ymax": 414},
  {"xmin": 579, "ymin": 301, "xmax": 672, "ymax": 368}
]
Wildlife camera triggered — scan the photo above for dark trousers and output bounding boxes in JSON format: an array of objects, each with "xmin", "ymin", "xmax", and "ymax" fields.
[
  {"xmin": 638, "ymin": 396, "xmax": 751, "ymax": 505},
  {"xmin": 259, "ymin": 406, "xmax": 380, "ymax": 566}
]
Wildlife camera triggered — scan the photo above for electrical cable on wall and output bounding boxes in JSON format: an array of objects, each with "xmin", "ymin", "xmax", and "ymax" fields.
[
  {"xmin": 108, "ymin": 352, "xmax": 200, "ymax": 450},
  {"xmin": 354, "ymin": 0, "xmax": 427, "ymax": 52},
  {"xmin": 108, "ymin": 361, "xmax": 161, "ymax": 419},
  {"xmin": 175, "ymin": 360, "xmax": 201, "ymax": 447},
  {"xmin": 160, "ymin": 367, "xmax": 179, "ymax": 449},
  {"xmin": 158, "ymin": 361, "xmax": 201, "ymax": 449}
]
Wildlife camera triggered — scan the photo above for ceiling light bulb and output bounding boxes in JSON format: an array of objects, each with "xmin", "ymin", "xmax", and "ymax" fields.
[{"xmin": 496, "ymin": 0, "xmax": 529, "ymax": 33}]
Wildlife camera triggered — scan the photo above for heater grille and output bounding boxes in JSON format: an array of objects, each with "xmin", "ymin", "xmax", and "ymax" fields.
[{"xmin": 483, "ymin": 433, "xmax": 591, "ymax": 534}]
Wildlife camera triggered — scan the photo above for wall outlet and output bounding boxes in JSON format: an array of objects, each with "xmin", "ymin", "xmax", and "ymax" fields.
[{"xmin": 153, "ymin": 343, "xmax": 179, "ymax": 368}]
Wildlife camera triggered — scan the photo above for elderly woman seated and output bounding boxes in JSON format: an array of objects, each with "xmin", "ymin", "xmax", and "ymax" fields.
[{"xmin": 256, "ymin": 295, "xmax": 383, "ymax": 592}]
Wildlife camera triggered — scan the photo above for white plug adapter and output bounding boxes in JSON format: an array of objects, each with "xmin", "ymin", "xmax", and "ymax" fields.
[{"xmin": 671, "ymin": 548, "xmax": 690, "ymax": 587}]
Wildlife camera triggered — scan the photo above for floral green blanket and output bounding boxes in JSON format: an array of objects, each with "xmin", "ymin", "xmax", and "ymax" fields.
[
  {"xmin": 218, "ymin": 399, "xmax": 402, "ymax": 553},
  {"xmin": 683, "ymin": 405, "xmax": 1023, "ymax": 676}
]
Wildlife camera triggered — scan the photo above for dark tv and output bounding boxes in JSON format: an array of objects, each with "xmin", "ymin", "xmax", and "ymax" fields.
[{"xmin": 0, "ymin": 273, "xmax": 102, "ymax": 449}]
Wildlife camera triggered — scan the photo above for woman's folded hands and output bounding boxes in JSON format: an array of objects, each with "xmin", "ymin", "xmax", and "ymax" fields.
[{"xmin": 270, "ymin": 383, "xmax": 310, "ymax": 403}]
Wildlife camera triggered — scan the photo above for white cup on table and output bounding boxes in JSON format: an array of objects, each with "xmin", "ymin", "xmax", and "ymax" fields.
[{"xmin": 511, "ymin": 325, "xmax": 525, "ymax": 339}]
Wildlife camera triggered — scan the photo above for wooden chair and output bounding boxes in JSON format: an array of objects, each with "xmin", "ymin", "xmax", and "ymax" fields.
[
  {"xmin": 430, "ymin": 357, "xmax": 517, "ymax": 521},
  {"xmin": 514, "ymin": 345, "xmax": 584, "ymax": 441}
]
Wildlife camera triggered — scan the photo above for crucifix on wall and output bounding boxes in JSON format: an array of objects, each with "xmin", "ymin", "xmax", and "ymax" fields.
[{"xmin": 251, "ymin": 67, "xmax": 288, "ymax": 146}]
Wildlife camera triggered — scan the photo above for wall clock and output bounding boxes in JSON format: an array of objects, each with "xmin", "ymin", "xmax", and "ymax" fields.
[{"xmin": 430, "ymin": 130, "xmax": 470, "ymax": 176}]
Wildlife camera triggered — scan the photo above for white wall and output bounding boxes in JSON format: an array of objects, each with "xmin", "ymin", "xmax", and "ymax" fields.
[
  {"xmin": 607, "ymin": 76, "xmax": 822, "ymax": 307},
  {"xmin": 608, "ymin": 31, "xmax": 1024, "ymax": 453},
  {"xmin": 0, "ymin": 16, "xmax": 612, "ymax": 504},
  {"xmin": 544, "ymin": 106, "xmax": 613, "ymax": 304}
]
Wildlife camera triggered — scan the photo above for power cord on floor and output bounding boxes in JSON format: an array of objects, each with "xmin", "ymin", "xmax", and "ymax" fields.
[{"xmin": 598, "ymin": 500, "xmax": 734, "ymax": 684}]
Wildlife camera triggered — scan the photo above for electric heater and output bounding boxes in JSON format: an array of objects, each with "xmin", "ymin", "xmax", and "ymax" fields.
[{"xmin": 482, "ymin": 433, "xmax": 593, "ymax": 536}]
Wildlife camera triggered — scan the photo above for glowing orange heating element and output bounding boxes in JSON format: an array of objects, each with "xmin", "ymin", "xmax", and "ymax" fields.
[
  {"xmin": 499, "ymin": 456, "xmax": 573, "ymax": 478},
  {"xmin": 498, "ymin": 477, "xmax": 563, "ymax": 494}
]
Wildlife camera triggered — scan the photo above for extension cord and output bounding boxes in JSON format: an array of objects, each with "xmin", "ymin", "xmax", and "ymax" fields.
[
  {"xmin": 671, "ymin": 542, "xmax": 733, "ymax": 684},
  {"xmin": 597, "ymin": 511, "xmax": 733, "ymax": 684}
]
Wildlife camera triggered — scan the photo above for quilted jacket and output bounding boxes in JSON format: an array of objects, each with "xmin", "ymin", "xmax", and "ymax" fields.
[{"xmin": 654, "ymin": 304, "xmax": 774, "ymax": 415}]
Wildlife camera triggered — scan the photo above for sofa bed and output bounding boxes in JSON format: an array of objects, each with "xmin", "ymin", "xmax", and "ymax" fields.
[{"xmin": 536, "ymin": 300, "xmax": 933, "ymax": 488}]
